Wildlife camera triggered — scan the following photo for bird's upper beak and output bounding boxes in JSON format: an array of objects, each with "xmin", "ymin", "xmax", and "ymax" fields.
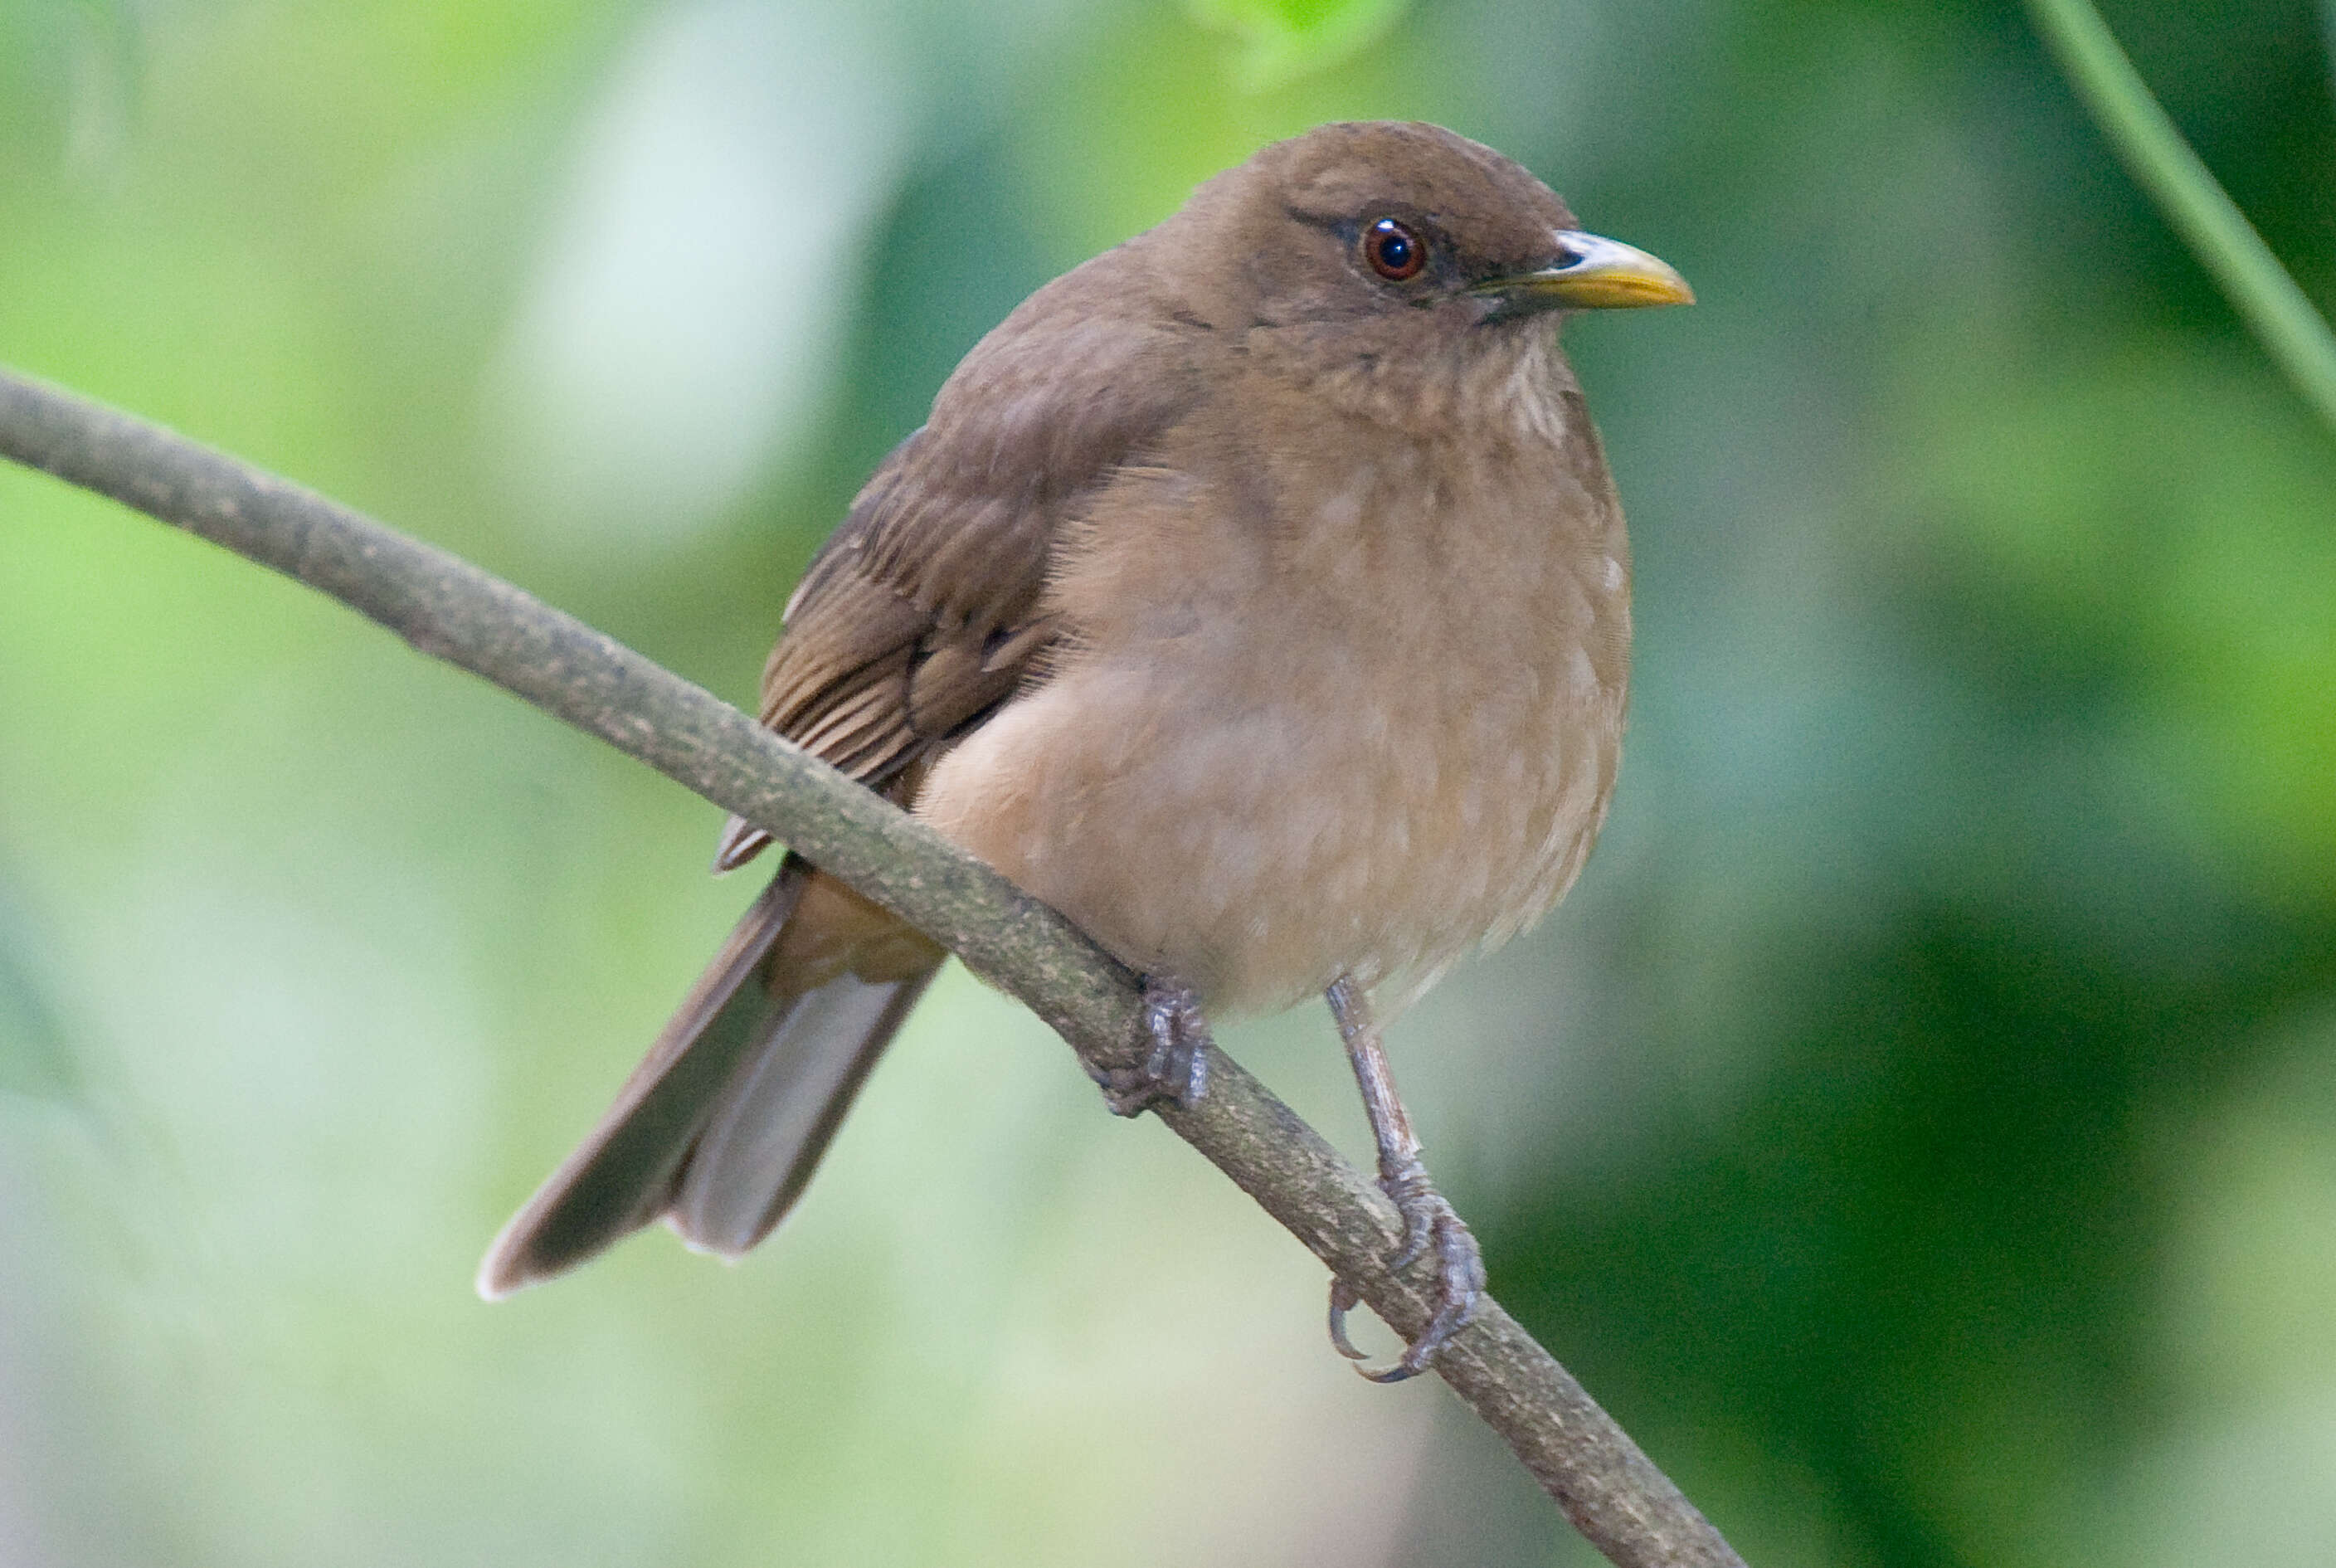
[{"xmin": 1471, "ymin": 231, "xmax": 1695, "ymax": 314}]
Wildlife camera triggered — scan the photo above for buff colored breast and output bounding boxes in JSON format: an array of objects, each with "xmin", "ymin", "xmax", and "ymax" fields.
[{"xmin": 912, "ymin": 346, "xmax": 1631, "ymax": 1017}]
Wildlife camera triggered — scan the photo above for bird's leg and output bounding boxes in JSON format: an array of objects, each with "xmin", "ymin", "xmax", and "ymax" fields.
[
  {"xmin": 1323, "ymin": 975, "xmax": 1487, "ymax": 1383},
  {"xmin": 1096, "ymin": 973, "xmax": 1212, "ymax": 1116}
]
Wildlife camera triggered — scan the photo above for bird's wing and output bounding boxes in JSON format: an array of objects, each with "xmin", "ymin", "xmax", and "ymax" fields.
[{"xmin": 720, "ymin": 273, "xmax": 1204, "ymax": 865}]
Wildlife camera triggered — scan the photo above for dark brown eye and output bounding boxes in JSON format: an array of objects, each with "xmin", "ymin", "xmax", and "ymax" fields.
[{"xmin": 1362, "ymin": 217, "xmax": 1424, "ymax": 281}]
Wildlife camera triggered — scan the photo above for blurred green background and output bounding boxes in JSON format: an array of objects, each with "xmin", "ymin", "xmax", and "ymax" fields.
[{"xmin": 2, "ymin": 0, "xmax": 2334, "ymax": 1562}]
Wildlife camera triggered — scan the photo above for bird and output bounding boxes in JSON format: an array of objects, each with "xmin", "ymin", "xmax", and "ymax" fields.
[{"xmin": 478, "ymin": 119, "xmax": 1690, "ymax": 1381}]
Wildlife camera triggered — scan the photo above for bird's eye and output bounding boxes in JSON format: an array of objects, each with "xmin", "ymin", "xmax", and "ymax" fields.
[{"xmin": 1362, "ymin": 218, "xmax": 1425, "ymax": 281}]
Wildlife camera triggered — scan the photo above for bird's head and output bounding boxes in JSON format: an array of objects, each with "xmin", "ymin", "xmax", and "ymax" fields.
[{"xmin": 1157, "ymin": 121, "xmax": 1691, "ymax": 402}]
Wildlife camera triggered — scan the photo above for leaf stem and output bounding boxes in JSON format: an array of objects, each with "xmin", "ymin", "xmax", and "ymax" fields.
[{"xmin": 2026, "ymin": 0, "xmax": 2336, "ymax": 430}]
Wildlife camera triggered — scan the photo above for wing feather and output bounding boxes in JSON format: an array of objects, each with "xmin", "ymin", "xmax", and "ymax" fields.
[{"xmin": 732, "ymin": 254, "xmax": 1210, "ymax": 869}]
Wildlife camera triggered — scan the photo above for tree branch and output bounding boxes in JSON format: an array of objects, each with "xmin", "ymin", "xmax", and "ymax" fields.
[{"xmin": 0, "ymin": 364, "xmax": 1745, "ymax": 1568}]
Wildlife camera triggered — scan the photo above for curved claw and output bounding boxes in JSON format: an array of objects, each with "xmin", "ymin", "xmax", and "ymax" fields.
[
  {"xmin": 1328, "ymin": 1276, "xmax": 1418, "ymax": 1381},
  {"xmin": 1357, "ymin": 1356, "xmax": 1424, "ymax": 1385},
  {"xmin": 1327, "ymin": 1279, "xmax": 1370, "ymax": 1361}
]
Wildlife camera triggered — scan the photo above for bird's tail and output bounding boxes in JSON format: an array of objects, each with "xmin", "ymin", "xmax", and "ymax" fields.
[{"xmin": 477, "ymin": 858, "xmax": 943, "ymax": 1299}]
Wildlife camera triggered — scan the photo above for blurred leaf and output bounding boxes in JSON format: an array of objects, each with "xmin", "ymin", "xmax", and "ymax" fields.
[{"xmin": 1185, "ymin": 0, "xmax": 1408, "ymax": 86}]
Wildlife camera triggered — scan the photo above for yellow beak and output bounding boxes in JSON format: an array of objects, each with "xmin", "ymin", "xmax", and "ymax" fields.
[{"xmin": 1474, "ymin": 231, "xmax": 1695, "ymax": 312}]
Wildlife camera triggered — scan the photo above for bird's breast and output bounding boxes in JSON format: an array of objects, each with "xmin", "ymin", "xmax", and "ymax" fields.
[{"xmin": 913, "ymin": 401, "xmax": 1629, "ymax": 1018}]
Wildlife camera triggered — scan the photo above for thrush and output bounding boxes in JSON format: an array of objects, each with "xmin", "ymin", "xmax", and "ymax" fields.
[{"xmin": 479, "ymin": 120, "xmax": 1691, "ymax": 1381}]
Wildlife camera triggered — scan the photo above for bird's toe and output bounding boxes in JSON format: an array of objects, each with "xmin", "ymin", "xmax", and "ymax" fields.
[{"xmin": 1096, "ymin": 973, "xmax": 1213, "ymax": 1115}]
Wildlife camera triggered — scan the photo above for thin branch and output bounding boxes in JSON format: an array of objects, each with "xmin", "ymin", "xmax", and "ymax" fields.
[
  {"xmin": 2027, "ymin": 0, "xmax": 2336, "ymax": 431},
  {"xmin": 0, "ymin": 364, "xmax": 1745, "ymax": 1568}
]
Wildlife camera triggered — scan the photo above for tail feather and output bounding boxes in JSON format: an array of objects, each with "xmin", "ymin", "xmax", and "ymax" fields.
[
  {"xmin": 477, "ymin": 860, "xmax": 940, "ymax": 1299},
  {"xmin": 668, "ymin": 965, "xmax": 934, "ymax": 1256}
]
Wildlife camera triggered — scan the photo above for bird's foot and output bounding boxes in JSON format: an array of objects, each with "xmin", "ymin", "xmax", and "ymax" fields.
[
  {"xmin": 1097, "ymin": 974, "xmax": 1212, "ymax": 1116},
  {"xmin": 1327, "ymin": 1158, "xmax": 1487, "ymax": 1382}
]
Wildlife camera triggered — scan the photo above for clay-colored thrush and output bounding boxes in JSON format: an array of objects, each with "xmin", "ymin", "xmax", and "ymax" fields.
[{"xmin": 479, "ymin": 121, "xmax": 1691, "ymax": 1380}]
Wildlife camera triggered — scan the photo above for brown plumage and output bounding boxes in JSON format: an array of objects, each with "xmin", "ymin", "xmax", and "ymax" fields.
[{"xmin": 479, "ymin": 122, "xmax": 1689, "ymax": 1371}]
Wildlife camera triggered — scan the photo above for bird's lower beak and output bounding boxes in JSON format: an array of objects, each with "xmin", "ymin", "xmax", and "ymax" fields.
[{"xmin": 1472, "ymin": 231, "xmax": 1695, "ymax": 313}]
